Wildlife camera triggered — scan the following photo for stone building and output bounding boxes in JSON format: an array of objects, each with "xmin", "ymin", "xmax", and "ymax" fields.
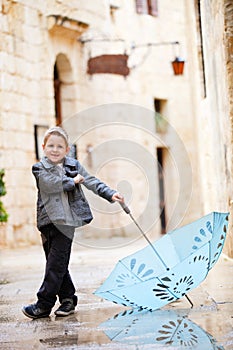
[
  {"xmin": 0, "ymin": 0, "xmax": 232, "ymax": 257},
  {"xmin": 195, "ymin": 0, "xmax": 233, "ymax": 257}
]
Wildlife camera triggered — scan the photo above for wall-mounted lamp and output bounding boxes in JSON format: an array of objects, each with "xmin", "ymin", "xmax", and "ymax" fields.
[
  {"xmin": 170, "ymin": 41, "xmax": 185, "ymax": 75},
  {"xmin": 172, "ymin": 57, "xmax": 185, "ymax": 75}
]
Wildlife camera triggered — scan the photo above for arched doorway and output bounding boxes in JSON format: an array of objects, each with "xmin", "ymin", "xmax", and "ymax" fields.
[
  {"xmin": 53, "ymin": 53, "xmax": 75, "ymax": 125},
  {"xmin": 54, "ymin": 62, "xmax": 62, "ymax": 125}
]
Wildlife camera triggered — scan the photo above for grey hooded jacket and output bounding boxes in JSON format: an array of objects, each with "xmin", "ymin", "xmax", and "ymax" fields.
[{"xmin": 32, "ymin": 156, "xmax": 116, "ymax": 230}]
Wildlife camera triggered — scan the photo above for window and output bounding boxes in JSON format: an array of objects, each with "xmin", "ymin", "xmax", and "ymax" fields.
[
  {"xmin": 195, "ymin": 0, "xmax": 206, "ymax": 98},
  {"xmin": 157, "ymin": 147, "xmax": 167, "ymax": 234},
  {"xmin": 34, "ymin": 125, "xmax": 49, "ymax": 160},
  {"xmin": 135, "ymin": 0, "xmax": 158, "ymax": 17},
  {"xmin": 154, "ymin": 98, "xmax": 168, "ymax": 133}
]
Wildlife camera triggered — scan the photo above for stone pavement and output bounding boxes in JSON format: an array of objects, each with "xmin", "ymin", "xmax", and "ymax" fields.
[{"xmin": 0, "ymin": 237, "xmax": 232, "ymax": 349}]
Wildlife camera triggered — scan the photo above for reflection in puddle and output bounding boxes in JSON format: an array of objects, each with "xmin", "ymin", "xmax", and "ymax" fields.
[
  {"xmin": 40, "ymin": 335, "xmax": 78, "ymax": 347},
  {"xmin": 99, "ymin": 309, "xmax": 224, "ymax": 349},
  {"xmin": 38, "ymin": 311, "xmax": 111, "ymax": 349}
]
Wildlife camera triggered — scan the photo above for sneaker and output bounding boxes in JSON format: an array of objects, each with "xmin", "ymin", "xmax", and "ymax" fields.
[
  {"xmin": 54, "ymin": 298, "xmax": 76, "ymax": 317},
  {"xmin": 22, "ymin": 303, "xmax": 51, "ymax": 319}
]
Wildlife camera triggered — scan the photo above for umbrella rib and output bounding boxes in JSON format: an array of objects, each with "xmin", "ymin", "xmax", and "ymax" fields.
[
  {"xmin": 185, "ymin": 294, "xmax": 193, "ymax": 308},
  {"xmin": 168, "ymin": 317, "xmax": 184, "ymax": 344},
  {"xmin": 110, "ymin": 328, "xmax": 128, "ymax": 341}
]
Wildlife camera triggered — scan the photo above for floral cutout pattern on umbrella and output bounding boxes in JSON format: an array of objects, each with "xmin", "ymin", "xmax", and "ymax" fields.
[{"xmin": 95, "ymin": 212, "xmax": 229, "ymax": 311}]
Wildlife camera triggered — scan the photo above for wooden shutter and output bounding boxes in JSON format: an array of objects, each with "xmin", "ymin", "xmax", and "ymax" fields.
[
  {"xmin": 148, "ymin": 0, "xmax": 158, "ymax": 16},
  {"xmin": 135, "ymin": 0, "xmax": 149, "ymax": 14}
]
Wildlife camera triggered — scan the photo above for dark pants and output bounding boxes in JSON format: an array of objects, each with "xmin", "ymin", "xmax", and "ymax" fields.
[{"xmin": 37, "ymin": 224, "xmax": 76, "ymax": 310}]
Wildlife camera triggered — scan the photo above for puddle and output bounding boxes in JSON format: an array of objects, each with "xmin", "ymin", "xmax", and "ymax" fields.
[
  {"xmin": 0, "ymin": 303, "xmax": 232, "ymax": 349},
  {"xmin": 99, "ymin": 308, "xmax": 226, "ymax": 349},
  {"xmin": 30, "ymin": 305, "xmax": 231, "ymax": 349}
]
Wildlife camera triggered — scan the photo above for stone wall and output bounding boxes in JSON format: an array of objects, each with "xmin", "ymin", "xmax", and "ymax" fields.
[
  {"xmin": 224, "ymin": 0, "xmax": 233, "ymax": 257},
  {"xmin": 0, "ymin": 0, "xmax": 41, "ymax": 246},
  {"xmin": 194, "ymin": 0, "xmax": 233, "ymax": 257}
]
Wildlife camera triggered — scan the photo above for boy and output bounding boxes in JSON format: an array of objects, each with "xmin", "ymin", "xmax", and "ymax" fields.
[{"xmin": 22, "ymin": 126, "xmax": 124, "ymax": 319}]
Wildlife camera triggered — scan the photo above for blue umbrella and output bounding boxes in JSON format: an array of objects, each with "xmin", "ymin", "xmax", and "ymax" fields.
[
  {"xmin": 95, "ymin": 206, "xmax": 229, "ymax": 311},
  {"xmin": 100, "ymin": 308, "xmax": 224, "ymax": 349}
]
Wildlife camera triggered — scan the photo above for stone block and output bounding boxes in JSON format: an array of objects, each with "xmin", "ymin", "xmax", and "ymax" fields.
[
  {"xmin": 1, "ymin": 52, "xmax": 16, "ymax": 74},
  {"xmin": 23, "ymin": 24, "xmax": 43, "ymax": 45},
  {"xmin": 24, "ymin": 6, "xmax": 41, "ymax": 27}
]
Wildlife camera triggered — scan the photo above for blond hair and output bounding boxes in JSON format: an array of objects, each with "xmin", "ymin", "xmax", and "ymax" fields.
[{"xmin": 43, "ymin": 127, "xmax": 69, "ymax": 146}]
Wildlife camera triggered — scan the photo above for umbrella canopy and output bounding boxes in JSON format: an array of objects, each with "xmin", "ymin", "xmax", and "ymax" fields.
[
  {"xmin": 100, "ymin": 308, "xmax": 224, "ymax": 349},
  {"xmin": 95, "ymin": 212, "xmax": 229, "ymax": 311}
]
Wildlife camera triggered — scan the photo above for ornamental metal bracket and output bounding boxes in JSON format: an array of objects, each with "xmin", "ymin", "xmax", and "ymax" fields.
[{"xmin": 78, "ymin": 34, "xmax": 185, "ymax": 76}]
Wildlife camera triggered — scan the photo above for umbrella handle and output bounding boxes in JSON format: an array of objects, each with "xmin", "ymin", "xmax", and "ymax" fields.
[{"xmin": 119, "ymin": 201, "xmax": 131, "ymax": 214}]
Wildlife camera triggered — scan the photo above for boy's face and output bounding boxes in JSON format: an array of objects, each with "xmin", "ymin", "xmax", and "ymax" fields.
[{"xmin": 43, "ymin": 134, "xmax": 70, "ymax": 164}]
